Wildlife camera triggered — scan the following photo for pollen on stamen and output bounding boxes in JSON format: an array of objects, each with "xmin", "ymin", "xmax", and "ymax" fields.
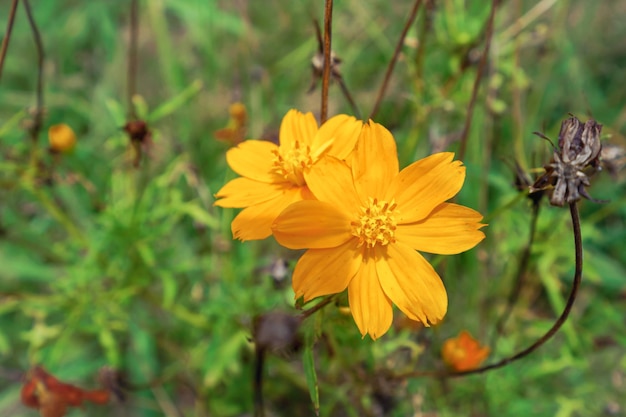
[
  {"xmin": 271, "ymin": 141, "xmax": 314, "ymax": 186},
  {"xmin": 351, "ymin": 198, "xmax": 399, "ymax": 248}
]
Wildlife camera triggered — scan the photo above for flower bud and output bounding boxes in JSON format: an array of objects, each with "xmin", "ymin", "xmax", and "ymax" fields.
[{"xmin": 48, "ymin": 124, "xmax": 76, "ymax": 153}]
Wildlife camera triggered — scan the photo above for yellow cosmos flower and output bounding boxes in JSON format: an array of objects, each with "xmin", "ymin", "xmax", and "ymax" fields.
[
  {"xmin": 214, "ymin": 109, "xmax": 362, "ymax": 240},
  {"xmin": 48, "ymin": 124, "xmax": 76, "ymax": 153},
  {"xmin": 442, "ymin": 330, "xmax": 490, "ymax": 371},
  {"xmin": 271, "ymin": 120, "xmax": 486, "ymax": 339}
]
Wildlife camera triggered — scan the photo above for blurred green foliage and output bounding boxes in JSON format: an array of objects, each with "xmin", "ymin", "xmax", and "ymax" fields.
[{"xmin": 1, "ymin": 0, "xmax": 625, "ymax": 416}]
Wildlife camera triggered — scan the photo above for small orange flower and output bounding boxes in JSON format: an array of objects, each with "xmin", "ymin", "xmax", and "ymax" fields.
[
  {"xmin": 214, "ymin": 102, "xmax": 248, "ymax": 145},
  {"xmin": 21, "ymin": 366, "xmax": 110, "ymax": 417},
  {"xmin": 48, "ymin": 124, "xmax": 76, "ymax": 153},
  {"xmin": 441, "ymin": 330, "xmax": 490, "ymax": 371},
  {"xmin": 214, "ymin": 109, "xmax": 362, "ymax": 240}
]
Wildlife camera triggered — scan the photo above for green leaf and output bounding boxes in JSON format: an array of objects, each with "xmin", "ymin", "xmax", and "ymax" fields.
[
  {"xmin": 303, "ymin": 334, "xmax": 320, "ymax": 416},
  {"xmin": 149, "ymin": 79, "xmax": 203, "ymax": 122}
]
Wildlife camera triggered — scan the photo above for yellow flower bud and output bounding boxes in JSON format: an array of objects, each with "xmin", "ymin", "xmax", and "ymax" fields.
[{"xmin": 48, "ymin": 124, "xmax": 76, "ymax": 153}]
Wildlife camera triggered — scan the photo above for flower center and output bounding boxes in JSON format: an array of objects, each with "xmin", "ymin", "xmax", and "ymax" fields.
[
  {"xmin": 271, "ymin": 141, "xmax": 313, "ymax": 186},
  {"xmin": 351, "ymin": 197, "xmax": 398, "ymax": 248}
]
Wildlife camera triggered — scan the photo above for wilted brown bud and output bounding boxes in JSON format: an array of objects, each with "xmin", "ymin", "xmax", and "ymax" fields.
[
  {"xmin": 123, "ymin": 120, "xmax": 152, "ymax": 167},
  {"xmin": 123, "ymin": 120, "xmax": 151, "ymax": 144},
  {"xmin": 530, "ymin": 115, "xmax": 603, "ymax": 206}
]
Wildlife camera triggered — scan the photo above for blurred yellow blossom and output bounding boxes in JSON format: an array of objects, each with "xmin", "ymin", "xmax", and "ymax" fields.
[
  {"xmin": 48, "ymin": 124, "xmax": 76, "ymax": 153},
  {"xmin": 442, "ymin": 330, "xmax": 490, "ymax": 371},
  {"xmin": 272, "ymin": 120, "xmax": 486, "ymax": 339},
  {"xmin": 214, "ymin": 109, "xmax": 362, "ymax": 240}
]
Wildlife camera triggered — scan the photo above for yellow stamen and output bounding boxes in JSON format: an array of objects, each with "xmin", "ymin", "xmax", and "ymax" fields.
[
  {"xmin": 271, "ymin": 141, "xmax": 313, "ymax": 186},
  {"xmin": 351, "ymin": 197, "xmax": 398, "ymax": 248}
]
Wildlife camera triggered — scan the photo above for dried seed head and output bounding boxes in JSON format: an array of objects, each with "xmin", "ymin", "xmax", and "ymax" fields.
[{"xmin": 530, "ymin": 115, "xmax": 604, "ymax": 206}]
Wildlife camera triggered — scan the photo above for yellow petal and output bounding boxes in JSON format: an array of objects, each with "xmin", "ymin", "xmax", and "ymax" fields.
[
  {"xmin": 232, "ymin": 187, "xmax": 306, "ymax": 241},
  {"xmin": 214, "ymin": 178, "xmax": 287, "ymax": 208},
  {"xmin": 226, "ymin": 140, "xmax": 281, "ymax": 182},
  {"xmin": 352, "ymin": 121, "xmax": 399, "ymax": 200},
  {"xmin": 348, "ymin": 256, "xmax": 394, "ymax": 340},
  {"xmin": 279, "ymin": 109, "xmax": 318, "ymax": 149},
  {"xmin": 387, "ymin": 152, "xmax": 465, "ymax": 223},
  {"xmin": 396, "ymin": 203, "xmax": 486, "ymax": 254},
  {"xmin": 304, "ymin": 155, "xmax": 360, "ymax": 215},
  {"xmin": 292, "ymin": 240, "xmax": 361, "ymax": 301},
  {"xmin": 272, "ymin": 200, "xmax": 353, "ymax": 249},
  {"xmin": 375, "ymin": 242, "xmax": 447, "ymax": 326},
  {"xmin": 312, "ymin": 114, "xmax": 362, "ymax": 159}
]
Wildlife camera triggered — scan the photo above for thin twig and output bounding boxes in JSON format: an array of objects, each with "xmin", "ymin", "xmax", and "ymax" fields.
[
  {"xmin": 320, "ymin": 0, "xmax": 333, "ymax": 124},
  {"xmin": 253, "ymin": 346, "xmax": 265, "ymax": 417},
  {"xmin": 369, "ymin": 0, "xmax": 422, "ymax": 121},
  {"xmin": 128, "ymin": 0, "xmax": 139, "ymax": 120},
  {"xmin": 311, "ymin": 19, "xmax": 360, "ymax": 118},
  {"xmin": 0, "ymin": 0, "xmax": 19, "ymax": 81},
  {"xmin": 336, "ymin": 75, "xmax": 361, "ymax": 120},
  {"xmin": 394, "ymin": 202, "xmax": 583, "ymax": 379},
  {"xmin": 490, "ymin": 200, "xmax": 540, "ymax": 346},
  {"xmin": 413, "ymin": 0, "xmax": 433, "ymax": 103},
  {"xmin": 300, "ymin": 295, "xmax": 336, "ymax": 320},
  {"xmin": 457, "ymin": 0, "xmax": 498, "ymax": 161},
  {"xmin": 22, "ymin": 0, "xmax": 45, "ymax": 141}
]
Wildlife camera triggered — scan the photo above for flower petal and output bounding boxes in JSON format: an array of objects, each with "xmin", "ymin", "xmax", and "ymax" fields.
[
  {"xmin": 214, "ymin": 178, "xmax": 287, "ymax": 208},
  {"xmin": 226, "ymin": 140, "xmax": 281, "ymax": 182},
  {"xmin": 279, "ymin": 109, "xmax": 319, "ymax": 149},
  {"xmin": 231, "ymin": 186, "xmax": 307, "ymax": 241},
  {"xmin": 376, "ymin": 242, "xmax": 447, "ymax": 326},
  {"xmin": 312, "ymin": 114, "xmax": 362, "ymax": 159},
  {"xmin": 272, "ymin": 200, "xmax": 353, "ymax": 249},
  {"xmin": 305, "ymin": 155, "xmax": 360, "ymax": 215},
  {"xmin": 396, "ymin": 203, "xmax": 486, "ymax": 254},
  {"xmin": 348, "ymin": 257, "xmax": 394, "ymax": 340},
  {"xmin": 292, "ymin": 240, "xmax": 361, "ymax": 302},
  {"xmin": 388, "ymin": 152, "xmax": 465, "ymax": 223},
  {"xmin": 352, "ymin": 121, "xmax": 399, "ymax": 201}
]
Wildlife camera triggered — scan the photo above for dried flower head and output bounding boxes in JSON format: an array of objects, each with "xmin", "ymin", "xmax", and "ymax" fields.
[
  {"xmin": 21, "ymin": 366, "xmax": 110, "ymax": 417},
  {"xmin": 531, "ymin": 115, "xmax": 603, "ymax": 206}
]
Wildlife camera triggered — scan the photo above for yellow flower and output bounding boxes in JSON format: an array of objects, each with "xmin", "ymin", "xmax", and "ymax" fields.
[
  {"xmin": 271, "ymin": 120, "xmax": 486, "ymax": 339},
  {"xmin": 441, "ymin": 330, "xmax": 490, "ymax": 371},
  {"xmin": 48, "ymin": 124, "xmax": 76, "ymax": 153},
  {"xmin": 214, "ymin": 109, "xmax": 362, "ymax": 240}
]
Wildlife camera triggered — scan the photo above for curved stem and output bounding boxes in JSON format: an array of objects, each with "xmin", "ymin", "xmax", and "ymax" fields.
[
  {"xmin": 369, "ymin": 0, "xmax": 422, "ymax": 121},
  {"xmin": 395, "ymin": 202, "xmax": 583, "ymax": 379}
]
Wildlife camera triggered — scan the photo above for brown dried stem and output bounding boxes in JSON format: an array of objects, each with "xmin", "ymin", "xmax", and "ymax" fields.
[
  {"xmin": 369, "ymin": 0, "xmax": 423, "ymax": 121},
  {"xmin": 22, "ymin": 0, "xmax": 45, "ymax": 141},
  {"xmin": 457, "ymin": 0, "xmax": 498, "ymax": 161},
  {"xmin": 128, "ymin": 0, "xmax": 139, "ymax": 120},
  {"xmin": 320, "ymin": 0, "xmax": 333, "ymax": 124},
  {"xmin": 0, "ymin": 0, "xmax": 19, "ymax": 81}
]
